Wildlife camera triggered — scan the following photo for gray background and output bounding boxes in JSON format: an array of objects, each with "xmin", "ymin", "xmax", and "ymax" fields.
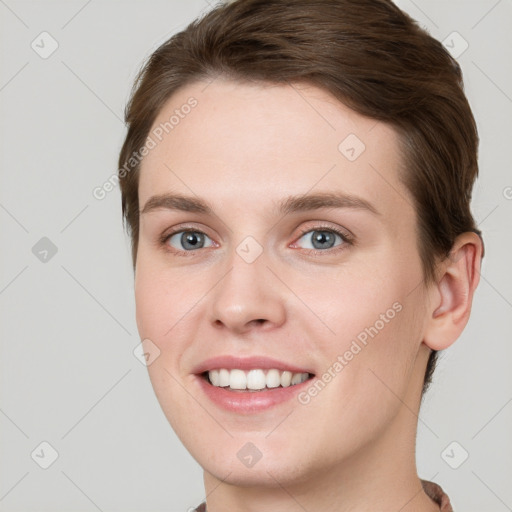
[{"xmin": 0, "ymin": 0, "xmax": 511, "ymax": 511}]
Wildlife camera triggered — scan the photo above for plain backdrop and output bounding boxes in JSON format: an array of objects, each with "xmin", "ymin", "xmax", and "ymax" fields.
[{"xmin": 0, "ymin": 1, "xmax": 511, "ymax": 511}]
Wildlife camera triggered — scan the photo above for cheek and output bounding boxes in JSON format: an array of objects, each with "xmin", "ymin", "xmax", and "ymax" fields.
[
  {"xmin": 134, "ymin": 255, "xmax": 192, "ymax": 341},
  {"xmin": 134, "ymin": 257, "xmax": 206, "ymax": 394},
  {"xmin": 134, "ymin": 268, "xmax": 165, "ymax": 341},
  {"xmin": 305, "ymin": 265, "xmax": 406, "ymax": 346},
  {"xmin": 311, "ymin": 257, "xmax": 425, "ymax": 398},
  {"xmin": 321, "ymin": 243, "xmax": 423, "ymax": 342},
  {"xmin": 292, "ymin": 290, "xmax": 425, "ymax": 467},
  {"xmin": 134, "ymin": 262, "xmax": 200, "ymax": 433}
]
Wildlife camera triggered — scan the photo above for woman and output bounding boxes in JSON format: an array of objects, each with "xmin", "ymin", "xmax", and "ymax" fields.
[{"xmin": 117, "ymin": 1, "xmax": 483, "ymax": 510}]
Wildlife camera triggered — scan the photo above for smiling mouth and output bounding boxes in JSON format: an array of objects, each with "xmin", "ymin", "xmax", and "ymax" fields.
[{"xmin": 201, "ymin": 368, "xmax": 315, "ymax": 392}]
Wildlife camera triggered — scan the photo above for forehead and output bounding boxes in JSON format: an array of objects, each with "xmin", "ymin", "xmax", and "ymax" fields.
[{"xmin": 138, "ymin": 79, "xmax": 413, "ymax": 221}]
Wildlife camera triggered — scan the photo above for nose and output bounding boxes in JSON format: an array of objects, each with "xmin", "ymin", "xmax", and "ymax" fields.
[{"xmin": 208, "ymin": 246, "xmax": 287, "ymax": 335}]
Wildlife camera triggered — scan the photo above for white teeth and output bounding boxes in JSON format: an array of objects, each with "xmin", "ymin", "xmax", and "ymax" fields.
[
  {"xmin": 281, "ymin": 370, "xmax": 292, "ymax": 387},
  {"xmin": 218, "ymin": 368, "xmax": 230, "ymax": 387},
  {"xmin": 229, "ymin": 369, "xmax": 247, "ymax": 390},
  {"xmin": 247, "ymin": 369, "xmax": 267, "ymax": 390},
  {"xmin": 206, "ymin": 368, "xmax": 310, "ymax": 390},
  {"xmin": 291, "ymin": 372, "xmax": 303, "ymax": 385},
  {"xmin": 209, "ymin": 369, "xmax": 220, "ymax": 386},
  {"xmin": 266, "ymin": 369, "xmax": 281, "ymax": 388}
]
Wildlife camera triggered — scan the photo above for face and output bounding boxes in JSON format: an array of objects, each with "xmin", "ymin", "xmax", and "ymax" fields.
[{"xmin": 135, "ymin": 79, "xmax": 433, "ymax": 487}]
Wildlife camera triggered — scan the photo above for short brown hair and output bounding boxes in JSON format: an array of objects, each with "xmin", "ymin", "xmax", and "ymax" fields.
[{"xmin": 118, "ymin": 0, "xmax": 483, "ymax": 397}]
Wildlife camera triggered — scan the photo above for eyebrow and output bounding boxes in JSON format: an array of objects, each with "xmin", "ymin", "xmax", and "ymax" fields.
[{"xmin": 140, "ymin": 191, "xmax": 380, "ymax": 217}]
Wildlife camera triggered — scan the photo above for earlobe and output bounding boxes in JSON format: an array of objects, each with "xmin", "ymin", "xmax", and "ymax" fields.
[{"xmin": 423, "ymin": 232, "xmax": 483, "ymax": 351}]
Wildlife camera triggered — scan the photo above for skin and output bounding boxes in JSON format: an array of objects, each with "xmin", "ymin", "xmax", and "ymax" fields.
[{"xmin": 134, "ymin": 78, "xmax": 482, "ymax": 512}]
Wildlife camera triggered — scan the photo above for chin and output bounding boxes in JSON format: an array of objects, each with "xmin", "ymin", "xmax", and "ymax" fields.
[
  {"xmin": 204, "ymin": 457, "xmax": 311, "ymax": 488},
  {"xmin": 186, "ymin": 433, "xmax": 317, "ymax": 488}
]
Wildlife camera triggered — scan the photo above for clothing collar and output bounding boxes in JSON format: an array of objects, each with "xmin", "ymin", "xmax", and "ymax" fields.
[{"xmin": 194, "ymin": 479, "xmax": 453, "ymax": 511}]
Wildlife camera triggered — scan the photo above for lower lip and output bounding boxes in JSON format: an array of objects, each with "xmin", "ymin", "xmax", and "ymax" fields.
[{"xmin": 196, "ymin": 374, "xmax": 314, "ymax": 414}]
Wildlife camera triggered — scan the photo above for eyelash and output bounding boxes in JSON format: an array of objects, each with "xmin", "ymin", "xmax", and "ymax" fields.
[{"xmin": 159, "ymin": 224, "xmax": 354, "ymax": 257}]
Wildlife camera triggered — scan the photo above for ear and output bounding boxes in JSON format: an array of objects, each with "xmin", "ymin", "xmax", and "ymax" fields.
[{"xmin": 423, "ymin": 232, "xmax": 483, "ymax": 351}]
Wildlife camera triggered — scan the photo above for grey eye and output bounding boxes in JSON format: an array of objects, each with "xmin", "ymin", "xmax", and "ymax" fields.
[
  {"xmin": 168, "ymin": 231, "xmax": 214, "ymax": 251},
  {"xmin": 297, "ymin": 230, "xmax": 343, "ymax": 250}
]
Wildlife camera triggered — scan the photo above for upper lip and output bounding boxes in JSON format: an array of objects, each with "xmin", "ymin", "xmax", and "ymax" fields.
[{"xmin": 192, "ymin": 355, "xmax": 314, "ymax": 375}]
